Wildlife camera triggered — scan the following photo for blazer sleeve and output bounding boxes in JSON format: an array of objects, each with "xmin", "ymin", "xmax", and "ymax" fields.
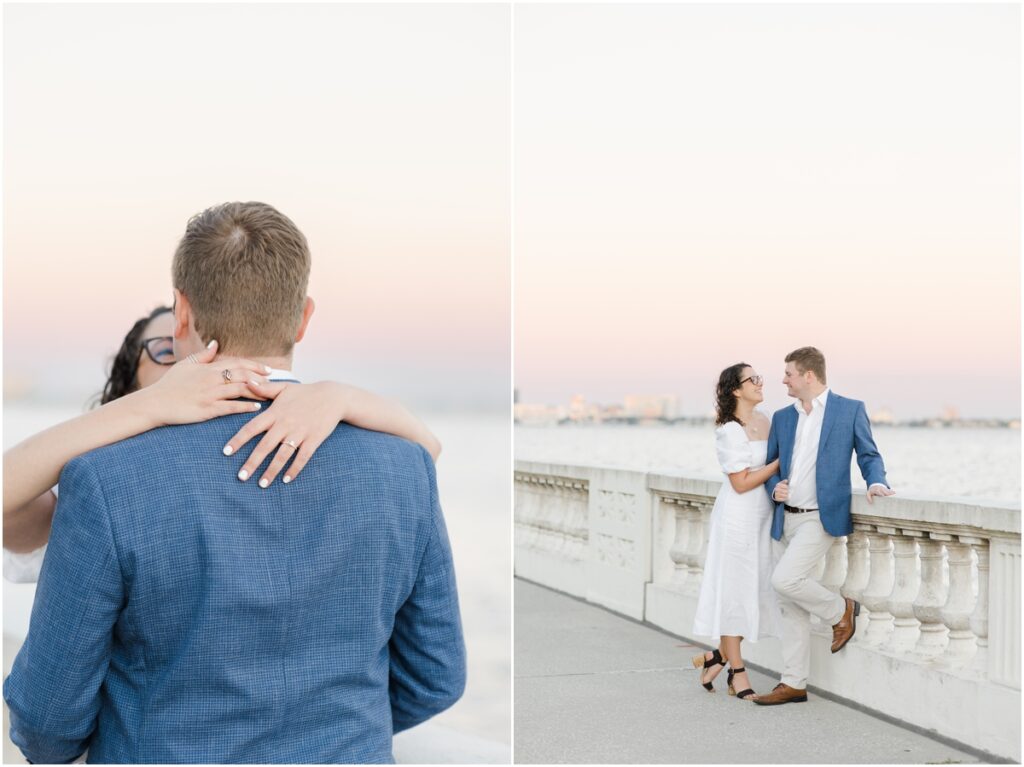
[
  {"xmin": 764, "ymin": 411, "xmax": 784, "ymax": 502},
  {"xmin": 853, "ymin": 401, "xmax": 889, "ymax": 488},
  {"xmin": 388, "ymin": 447, "xmax": 467, "ymax": 734},
  {"xmin": 3, "ymin": 457, "xmax": 124, "ymax": 765}
]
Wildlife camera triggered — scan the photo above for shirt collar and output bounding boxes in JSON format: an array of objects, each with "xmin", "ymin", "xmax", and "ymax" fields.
[
  {"xmin": 793, "ymin": 387, "xmax": 830, "ymax": 413},
  {"xmin": 266, "ymin": 367, "xmax": 300, "ymax": 382}
]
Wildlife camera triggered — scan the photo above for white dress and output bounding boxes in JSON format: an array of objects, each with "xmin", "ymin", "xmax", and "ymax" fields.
[{"xmin": 692, "ymin": 420, "xmax": 781, "ymax": 641}]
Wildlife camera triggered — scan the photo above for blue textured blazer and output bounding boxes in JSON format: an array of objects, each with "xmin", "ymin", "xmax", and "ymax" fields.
[
  {"xmin": 4, "ymin": 414, "xmax": 465, "ymax": 764},
  {"xmin": 764, "ymin": 391, "xmax": 888, "ymax": 541}
]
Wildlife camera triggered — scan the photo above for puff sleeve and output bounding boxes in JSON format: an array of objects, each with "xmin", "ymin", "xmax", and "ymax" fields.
[{"xmin": 715, "ymin": 422, "xmax": 751, "ymax": 474}]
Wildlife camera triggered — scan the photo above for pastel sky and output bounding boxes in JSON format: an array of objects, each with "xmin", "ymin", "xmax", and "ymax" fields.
[
  {"xmin": 4, "ymin": 4, "xmax": 510, "ymax": 410},
  {"xmin": 514, "ymin": 4, "xmax": 1020, "ymax": 419}
]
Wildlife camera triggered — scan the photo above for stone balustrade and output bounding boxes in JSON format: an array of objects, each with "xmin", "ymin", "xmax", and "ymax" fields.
[{"xmin": 514, "ymin": 459, "xmax": 1021, "ymax": 761}]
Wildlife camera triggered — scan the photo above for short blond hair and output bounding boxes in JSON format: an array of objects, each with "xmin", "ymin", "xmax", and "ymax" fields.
[
  {"xmin": 785, "ymin": 346, "xmax": 827, "ymax": 384},
  {"xmin": 172, "ymin": 202, "xmax": 310, "ymax": 356}
]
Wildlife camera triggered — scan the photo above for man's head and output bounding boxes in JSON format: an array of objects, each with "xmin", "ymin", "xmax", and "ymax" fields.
[
  {"xmin": 171, "ymin": 201, "xmax": 314, "ymax": 362},
  {"xmin": 782, "ymin": 346, "xmax": 827, "ymax": 400}
]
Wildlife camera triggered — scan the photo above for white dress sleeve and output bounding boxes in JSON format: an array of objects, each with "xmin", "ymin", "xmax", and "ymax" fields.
[
  {"xmin": 3, "ymin": 546, "xmax": 47, "ymax": 584},
  {"xmin": 715, "ymin": 422, "xmax": 752, "ymax": 474}
]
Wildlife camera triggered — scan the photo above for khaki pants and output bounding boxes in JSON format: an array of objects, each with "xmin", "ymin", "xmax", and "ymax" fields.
[{"xmin": 770, "ymin": 510, "xmax": 845, "ymax": 689}]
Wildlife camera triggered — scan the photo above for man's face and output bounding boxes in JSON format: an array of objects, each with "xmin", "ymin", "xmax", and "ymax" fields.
[{"xmin": 782, "ymin": 361, "xmax": 810, "ymax": 399}]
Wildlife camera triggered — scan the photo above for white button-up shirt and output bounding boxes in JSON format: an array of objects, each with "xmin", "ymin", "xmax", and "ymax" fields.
[
  {"xmin": 266, "ymin": 367, "xmax": 300, "ymax": 382},
  {"xmin": 787, "ymin": 388, "xmax": 830, "ymax": 509}
]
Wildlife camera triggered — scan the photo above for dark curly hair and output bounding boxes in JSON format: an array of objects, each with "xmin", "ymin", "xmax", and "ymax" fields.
[
  {"xmin": 97, "ymin": 306, "xmax": 173, "ymax": 406},
  {"xmin": 715, "ymin": 362, "xmax": 752, "ymax": 426}
]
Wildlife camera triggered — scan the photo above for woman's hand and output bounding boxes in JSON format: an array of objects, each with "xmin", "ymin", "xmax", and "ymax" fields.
[
  {"xmin": 223, "ymin": 381, "xmax": 343, "ymax": 487},
  {"xmin": 135, "ymin": 340, "xmax": 273, "ymax": 427},
  {"xmin": 223, "ymin": 380, "xmax": 442, "ymax": 488}
]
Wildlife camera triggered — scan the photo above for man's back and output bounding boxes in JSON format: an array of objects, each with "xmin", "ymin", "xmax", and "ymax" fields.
[{"xmin": 5, "ymin": 414, "xmax": 465, "ymax": 764}]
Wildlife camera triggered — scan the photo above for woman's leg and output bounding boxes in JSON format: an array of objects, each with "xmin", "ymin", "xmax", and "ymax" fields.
[
  {"xmin": 695, "ymin": 644, "xmax": 728, "ymax": 687},
  {"xmin": 721, "ymin": 636, "xmax": 755, "ymax": 697}
]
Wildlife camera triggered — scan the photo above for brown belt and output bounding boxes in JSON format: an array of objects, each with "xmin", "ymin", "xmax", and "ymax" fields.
[{"xmin": 784, "ymin": 505, "xmax": 818, "ymax": 514}]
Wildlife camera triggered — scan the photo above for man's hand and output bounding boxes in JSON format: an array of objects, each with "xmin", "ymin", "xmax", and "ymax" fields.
[
  {"xmin": 866, "ymin": 484, "xmax": 895, "ymax": 505},
  {"xmin": 773, "ymin": 479, "xmax": 789, "ymax": 503}
]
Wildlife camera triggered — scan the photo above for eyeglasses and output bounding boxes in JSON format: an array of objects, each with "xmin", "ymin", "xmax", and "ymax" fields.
[
  {"xmin": 740, "ymin": 375, "xmax": 764, "ymax": 386},
  {"xmin": 141, "ymin": 336, "xmax": 176, "ymax": 366}
]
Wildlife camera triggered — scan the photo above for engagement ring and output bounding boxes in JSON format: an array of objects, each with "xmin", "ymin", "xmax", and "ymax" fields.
[{"xmin": 222, "ymin": 369, "xmax": 233, "ymax": 382}]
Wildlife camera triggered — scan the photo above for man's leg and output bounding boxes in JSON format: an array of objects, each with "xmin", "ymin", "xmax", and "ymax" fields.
[{"xmin": 770, "ymin": 512, "xmax": 844, "ymax": 689}]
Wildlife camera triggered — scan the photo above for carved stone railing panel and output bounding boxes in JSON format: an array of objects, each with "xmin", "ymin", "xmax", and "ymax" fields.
[
  {"xmin": 514, "ymin": 469, "xmax": 590, "ymax": 559},
  {"xmin": 650, "ymin": 490, "xmax": 714, "ymax": 595},
  {"xmin": 988, "ymin": 537, "xmax": 1021, "ymax": 688}
]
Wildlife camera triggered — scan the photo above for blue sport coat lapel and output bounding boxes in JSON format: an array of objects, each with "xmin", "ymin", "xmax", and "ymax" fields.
[
  {"xmin": 817, "ymin": 391, "xmax": 839, "ymax": 458},
  {"xmin": 780, "ymin": 407, "xmax": 798, "ymax": 479}
]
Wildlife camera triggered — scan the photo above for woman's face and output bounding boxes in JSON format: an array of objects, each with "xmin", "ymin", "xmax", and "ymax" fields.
[
  {"xmin": 135, "ymin": 312, "xmax": 176, "ymax": 390},
  {"xmin": 735, "ymin": 366, "xmax": 765, "ymax": 404}
]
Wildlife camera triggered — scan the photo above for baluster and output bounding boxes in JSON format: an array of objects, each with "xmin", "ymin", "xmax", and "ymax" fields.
[
  {"xmin": 822, "ymin": 536, "xmax": 847, "ymax": 595},
  {"xmin": 539, "ymin": 481, "xmax": 555, "ymax": 549},
  {"xmin": 558, "ymin": 481, "xmax": 578, "ymax": 555},
  {"xmin": 681, "ymin": 503, "xmax": 708, "ymax": 593},
  {"xmin": 941, "ymin": 540, "xmax": 978, "ymax": 663},
  {"xmin": 569, "ymin": 483, "xmax": 589, "ymax": 560},
  {"xmin": 913, "ymin": 536, "xmax": 949, "ymax": 656},
  {"xmin": 963, "ymin": 537, "xmax": 989, "ymax": 674},
  {"xmin": 667, "ymin": 500, "xmax": 690, "ymax": 588},
  {"xmin": 883, "ymin": 530, "xmax": 921, "ymax": 652},
  {"xmin": 861, "ymin": 528, "xmax": 895, "ymax": 645},
  {"xmin": 516, "ymin": 477, "xmax": 539, "ymax": 549},
  {"xmin": 843, "ymin": 529, "xmax": 871, "ymax": 606}
]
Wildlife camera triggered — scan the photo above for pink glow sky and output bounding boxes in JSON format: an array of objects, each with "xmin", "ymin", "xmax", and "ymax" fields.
[
  {"xmin": 4, "ymin": 4, "xmax": 510, "ymax": 410},
  {"xmin": 514, "ymin": 4, "xmax": 1020, "ymax": 418}
]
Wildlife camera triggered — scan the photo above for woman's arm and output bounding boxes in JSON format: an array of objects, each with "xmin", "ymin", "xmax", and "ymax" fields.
[
  {"xmin": 4, "ymin": 491, "xmax": 56, "ymax": 554},
  {"xmin": 727, "ymin": 459, "xmax": 781, "ymax": 494},
  {"xmin": 225, "ymin": 380, "xmax": 442, "ymax": 489},
  {"xmin": 3, "ymin": 343, "xmax": 270, "ymax": 552}
]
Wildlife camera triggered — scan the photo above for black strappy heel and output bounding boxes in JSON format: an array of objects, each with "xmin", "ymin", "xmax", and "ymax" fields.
[
  {"xmin": 727, "ymin": 666, "xmax": 756, "ymax": 700},
  {"xmin": 691, "ymin": 649, "xmax": 727, "ymax": 691}
]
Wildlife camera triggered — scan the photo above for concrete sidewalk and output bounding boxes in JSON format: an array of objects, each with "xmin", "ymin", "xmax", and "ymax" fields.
[{"xmin": 515, "ymin": 579, "xmax": 984, "ymax": 764}]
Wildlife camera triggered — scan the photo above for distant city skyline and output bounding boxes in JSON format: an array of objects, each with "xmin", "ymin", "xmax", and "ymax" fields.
[
  {"xmin": 515, "ymin": 4, "xmax": 1019, "ymax": 420},
  {"xmin": 514, "ymin": 369, "xmax": 1020, "ymax": 421}
]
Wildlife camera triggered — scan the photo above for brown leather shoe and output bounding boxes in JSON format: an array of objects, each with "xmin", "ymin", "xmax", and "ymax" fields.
[
  {"xmin": 752, "ymin": 683, "xmax": 807, "ymax": 706},
  {"xmin": 831, "ymin": 597, "xmax": 861, "ymax": 654}
]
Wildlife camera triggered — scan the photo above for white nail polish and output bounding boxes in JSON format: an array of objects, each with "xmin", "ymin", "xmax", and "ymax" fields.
[
  {"xmin": 253, "ymin": 402, "xmax": 261, "ymax": 410},
  {"xmin": 207, "ymin": 339, "xmax": 217, "ymax": 349},
  {"xmin": 283, "ymin": 476, "xmax": 291, "ymax": 484},
  {"xmin": 223, "ymin": 445, "xmax": 234, "ymax": 456},
  {"xmin": 259, "ymin": 478, "xmax": 269, "ymax": 489},
  {"xmin": 238, "ymin": 470, "xmax": 249, "ymax": 481}
]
